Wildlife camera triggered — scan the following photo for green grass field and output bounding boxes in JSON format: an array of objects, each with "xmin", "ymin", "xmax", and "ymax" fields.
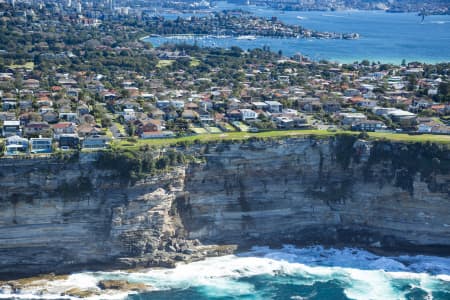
[
  {"xmin": 206, "ymin": 126, "xmax": 222, "ymax": 134},
  {"xmin": 112, "ymin": 129, "xmax": 450, "ymax": 150},
  {"xmin": 190, "ymin": 58, "xmax": 201, "ymax": 67},
  {"xmin": 8, "ymin": 62, "xmax": 34, "ymax": 70},
  {"xmin": 156, "ymin": 60, "xmax": 174, "ymax": 68},
  {"xmin": 191, "ymin": 127, "xmax": 208, "ymax": 134}
]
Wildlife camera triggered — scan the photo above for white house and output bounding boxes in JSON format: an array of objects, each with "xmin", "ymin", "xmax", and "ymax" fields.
[
  {"xmin": 240, "ymin": 109, "xmax": 258, "ymax": 121},
  {"xmin": 123, "ymin": 108, "xmax": 136, "ymax": 122},
  {"xmin": 339, "ymin": 113, "xmax": 367, "ymax": 125}
]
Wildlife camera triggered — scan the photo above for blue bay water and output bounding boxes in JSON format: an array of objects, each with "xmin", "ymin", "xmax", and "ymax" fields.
[{"xmin": 146, "ymin": 2, "xmax": 450, "ymax": 63}]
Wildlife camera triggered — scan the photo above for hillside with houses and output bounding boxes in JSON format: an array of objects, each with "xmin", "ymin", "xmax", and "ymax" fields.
[{"xmin": 0, "ymin": 1, "xmax": 449, "ymax": 156}]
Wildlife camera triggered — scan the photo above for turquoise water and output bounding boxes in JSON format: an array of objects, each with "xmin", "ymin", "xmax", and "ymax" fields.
[
  {"xmin": 2, "ymin": 246, "xmax": 449, "ymax": 299},
  {"xmin": 123, "ymin": 246, "xmax": 450, "ymax": 300},
  {"xmin": 146, "ymin": 2, "xmax": 450, "ymax": 63}
]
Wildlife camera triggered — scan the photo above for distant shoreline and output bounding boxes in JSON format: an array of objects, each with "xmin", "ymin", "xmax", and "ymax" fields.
[{"xmin": 141, "ymin": 36, "xmax": 450, "ymax": 65}]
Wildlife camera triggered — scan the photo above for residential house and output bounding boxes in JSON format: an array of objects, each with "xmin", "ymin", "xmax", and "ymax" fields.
[
  {"xmin": 24, "ymin": 122, "xmax": 51, "ymax": 137},
  {"xmin": 82, "ymin": 135, "xmax": 110, "ymax": 149},
  {"xmin": 185, "ymin": 102, "xmax": 199, "ymax": 111},
  {"xmin": 36, "ymin": 98, "xmax": 53, "ymax": 107},
  {"xmin": 2, "ymin": 98, "xmax": 17, "ymax": 111},
  {"xmin": 0, "ymin": 112, "xmax": 17, "ymax": 121},
  {"xmin": 2, "ymin": 120, "xmax": 21, "ymax": 137},
  {"xmin": 30, "ymin": 138, "xmax": 52, "ymax": 154},
  {"xmin": 77, "ymin": 104, "xmax": 90, "ymax": 116},
  {"xmin": 274, "ymin": 116, "xmax": 294, "ymax": 128},
  {"xmin": 135, "ymin": 119, "xmax": 164, "ymax": 136},
  {"xmin": 123, "ymin": 108, "xmax": 136, "ymax": 122},
  {"xmin": 19, "ymin": 100, "xmax": 33, "ymax": 111},
  {"xmin": 240, "ymin": 109, "xmax": 258, "ymax": 121},
  {"xmin": 383, "ymin": 109, "xmax": 417, "ymax": 127},
  {"xmin": 265, "ymin": 101, "xmax": 283, "ymax": 113},
  {"xmin": 171, "ymin": 100, "xmax": 185, "ymax": 110},
  {"xmin": 77, "ymin": 124, "xmax": 102, "ymax": 137},
  {"xmin": 150, "ymin": 108, "xmax": 165, "ymax": 120},
  {"xmin": 59, "ymin": 134, "xmax": 80, "ymax": 149},
  {"xmin": 251, "ymin": 101, "xmax": 269, "ymax": 110},
  {"xmin": 59, "ymin": 112, "xmax": 78, "ymax": 122},
  {"xmin": 182, "ymin": 109, "xmax": 199, "ymax": 121},
  {"xmin": 53, "ymin": 122, "xmax": 77, "ymax": 138},
  {"xmin": 227, "ymin": 109, "xmax": 242, "ymax": 121},
  {"xmin": 344, "ymin": 88, "xmax": 361, "ymax": 97},
  {"xmin": 199, "ymin": 109, "xmax": 214, "ymax": 123},
  {"xmin": 4, "ymin": 135, "xmax": 28, "ymax": 155},
  {"xmin": 41, "ymin": 110, "xmax": 59, "ymax": 123},
  {"xmin": 352, "ymin": 120, "xmax": 387, "ymax": 132},
  {"xmin": 323, "ymin": 102, "xmax": 341, "ymax": 113},
  {"xmin": 156, "ymin": 100, "xmax": 171, "ymax": 109},
  {"xmin": 339, "ymin": 113, "xmax": 367, "ymax": 126},
  {"xmin": 23, "ymin": 79, "xmax": 40, "ymax": 90},
  {"xmin": 58, "ymin": 78, "xmax": 77, "ymax": 88}
]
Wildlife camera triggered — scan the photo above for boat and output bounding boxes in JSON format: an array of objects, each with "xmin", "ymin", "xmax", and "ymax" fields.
[
  {"xmin": 236, "ymin": 35, "xmax": 257, "ymax": 40},
  {"xmin": 342, "ymin": 33, "xmax": 360, "ymax": 40},
  {"xmin": 296, "ymin": 16, "xmax": 305, "ymax": 20}
]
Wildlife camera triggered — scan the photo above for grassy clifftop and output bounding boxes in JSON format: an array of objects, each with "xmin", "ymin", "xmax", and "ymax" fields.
[{"xmin": 112, "ymin": 129, "xmax": 450, "ymax": 150}]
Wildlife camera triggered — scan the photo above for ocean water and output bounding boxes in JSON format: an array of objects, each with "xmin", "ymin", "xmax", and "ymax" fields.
[
  {"xmin": 145, "ymin": 2, "xmax": 450, "ymax": 63},
  {"xmin": 2, "ymin": 245, "xmax": 450, "ymax": 299}
]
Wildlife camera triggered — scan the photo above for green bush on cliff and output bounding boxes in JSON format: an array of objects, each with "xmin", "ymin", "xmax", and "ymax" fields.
[{"xmin": 97, "ymin": 148, "xmax": 187, "ymax": 182}]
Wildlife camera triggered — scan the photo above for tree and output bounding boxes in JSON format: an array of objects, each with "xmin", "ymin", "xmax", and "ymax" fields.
[
  {"xmin": 101, "ymin": 116, "xmax": 112, "ymax": 128},
  {"xmin": 437, "ymin": 81, "xmax": 450, "ymax": 102},
  {"xmin": 407, "ymin": 74, "xmax": 418, "ymax": 91}
]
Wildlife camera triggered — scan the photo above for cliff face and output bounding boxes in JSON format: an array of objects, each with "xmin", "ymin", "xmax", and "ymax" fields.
[
  {"xmin": 0, "ymin": 137, "xmax": 449, "ymax": 278},
  {"xmin": 0, "ymin": 155, "xmax": 192, "ymax": 278},
  {"xmin": 181, "ymin": 137, "xmax": 450, "ymax": 252}
]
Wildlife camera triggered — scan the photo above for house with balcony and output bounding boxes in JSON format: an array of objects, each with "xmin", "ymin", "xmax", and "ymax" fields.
[
  {"xmin": 2, "ymin": 120, "xmax": 21, "ymax": 137},
  {"xmin": 30, "ymin": 138, "xmax": 53, "ymax": 154},
  {"xmin": 4, "ymin": 135, "xmax": 28, "ymax": 155}
]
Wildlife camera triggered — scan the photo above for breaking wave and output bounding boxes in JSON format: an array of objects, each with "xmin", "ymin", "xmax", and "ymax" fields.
[{"xmin": 1, "ymin": 245, "xmax": 449, "ymax": 299}]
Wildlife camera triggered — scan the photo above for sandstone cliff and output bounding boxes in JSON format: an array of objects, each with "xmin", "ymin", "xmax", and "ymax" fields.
[{"xmin": 0, "ymin": 136, "xmax": 449, "ymax": 278}]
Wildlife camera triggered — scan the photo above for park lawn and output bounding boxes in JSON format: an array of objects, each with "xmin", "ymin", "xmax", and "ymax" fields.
[
  {"xmin": 367, "ymin": 132, "xmax": 450, "ymax": 143},
  {"xmin": 191, "ymin": 127, "xmax": 208, "ymax": 134},
  {"xmin": 206, "ymin": 126, "xmax": 222, "ymax": 134},
  {"xmin": 113, "ymin": 129, "xmax": 337, "ymax": 150},
  {"xmin": 223, "ymin": 123, "xmax": 237, "ymax": 132},
  {"xmin": 190, "ymin": 58, "xmax": 201, "ymax": 67},
  {"xmin": 112, "ymin": 129, "xmax": 450, "ymax": 151},
  {"xmin": 232, "ymin": 121, "xmax": 250, "ymax": 132},
  {"xmin": 9, "ymin": 62, "xmax": 34, "ymax": 70},
  {"xmin": 156, "ymin": 60, "xmax": 174, "ymax": 68}
]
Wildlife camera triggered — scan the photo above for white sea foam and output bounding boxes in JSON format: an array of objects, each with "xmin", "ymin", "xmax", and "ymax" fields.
[
  {"xmin": 431, "ymin": 21, "xmax": 449, "ymax": 24},
  {"xmin": 1, "ymin": 246, "xmax": 449, "ymax": 299}
]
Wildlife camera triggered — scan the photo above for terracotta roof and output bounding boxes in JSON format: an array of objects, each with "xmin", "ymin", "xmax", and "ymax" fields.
[{"xmin": 53, "ymin": 122, "xmax": 73, "ymax": 129}]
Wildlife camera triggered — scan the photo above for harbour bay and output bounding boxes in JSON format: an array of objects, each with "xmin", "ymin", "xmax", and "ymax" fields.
[{"xmin": 145, "ymin": 2, "xmax": 450, "ymax": 64}]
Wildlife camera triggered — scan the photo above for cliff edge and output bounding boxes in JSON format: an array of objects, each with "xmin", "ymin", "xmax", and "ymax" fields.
[{"xmin": 0, "ymin": 135, "xmax": 449, "ymax": 278}]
